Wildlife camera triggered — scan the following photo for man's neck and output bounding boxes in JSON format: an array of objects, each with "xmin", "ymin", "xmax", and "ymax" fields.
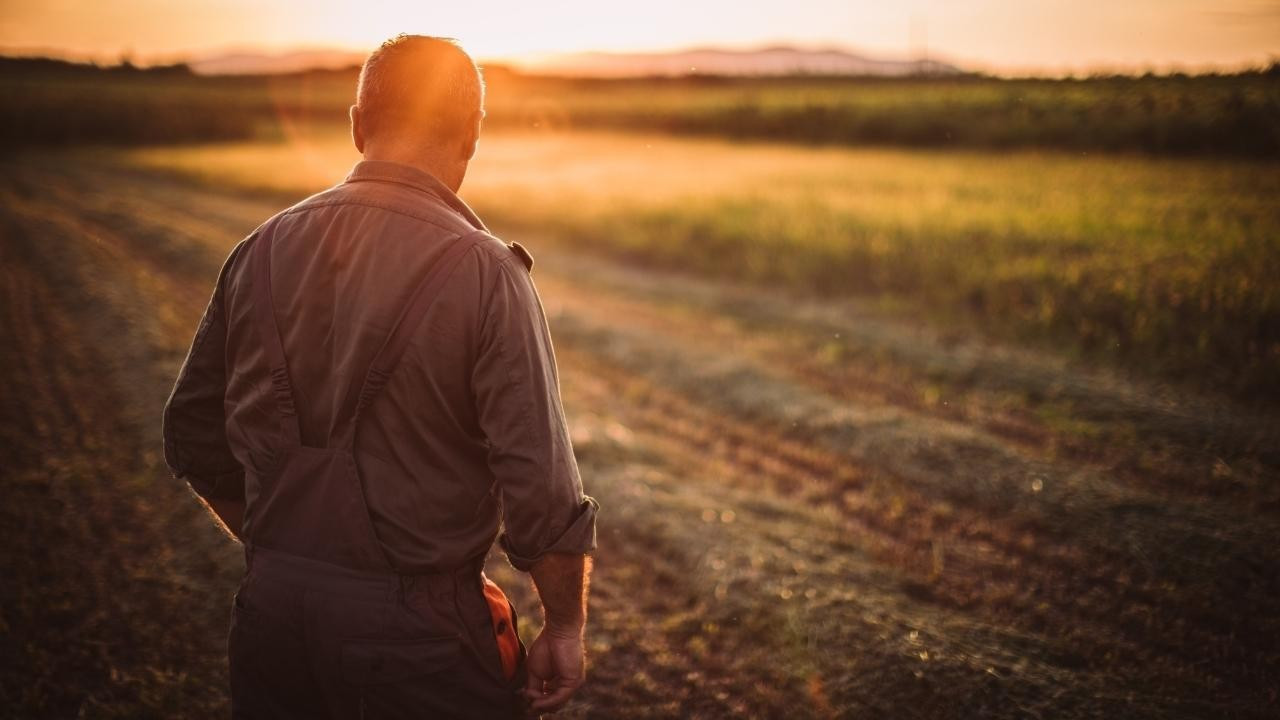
[{"xmin": 361, "ymin": 146, "xmax": 465, "ymax": 193}]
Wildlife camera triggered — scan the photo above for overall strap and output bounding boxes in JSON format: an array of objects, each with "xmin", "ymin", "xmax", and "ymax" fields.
[
  {"xmin": 337, "ymin": 232, "xmax": 484, "ymax": 448},
  {"xmin": 250, "ymin": 224, "xmax": 303, "ymax": 446}
]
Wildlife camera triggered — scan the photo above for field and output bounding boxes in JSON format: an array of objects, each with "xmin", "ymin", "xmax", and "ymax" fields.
[
  {"xmin": 4, "ymin": 58, "xmax": 1280, "ymax": 155},
  {"xmin": 126, "ymin": 129, "xmax": 1280, "ymax": 400},
  {"xmin": 2, "ymin": 119, "xmax": 1279, "ymax": 719}
]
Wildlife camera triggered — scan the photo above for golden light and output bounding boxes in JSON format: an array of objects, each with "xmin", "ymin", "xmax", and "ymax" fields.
[{"xmin": 0, "ymin": 0, "xmax": 1275, "ymax": 74}]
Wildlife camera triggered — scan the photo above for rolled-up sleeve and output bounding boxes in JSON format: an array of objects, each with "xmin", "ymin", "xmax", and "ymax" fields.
[
  {"xmin": 472, "ymin": 247, "xmax": 598, "ymax": 571},
  {"xmin": 162, "ymin": 240, "xmax": 248, "ymax": 501}
]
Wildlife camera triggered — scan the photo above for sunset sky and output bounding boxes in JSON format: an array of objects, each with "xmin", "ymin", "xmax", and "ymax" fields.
[{"xmin": 1, "ymin": 0, "xmax": 1277, "ymax": 74}]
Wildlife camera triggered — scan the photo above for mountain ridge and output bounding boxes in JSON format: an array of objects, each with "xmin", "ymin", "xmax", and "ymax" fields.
[
  {"xmin": 521, "ymin": 46, "xmax": 962, "ymax": 77},
  {"xmin": 188, "ymin": 45, "xmax": 962, "ymax": 77}
]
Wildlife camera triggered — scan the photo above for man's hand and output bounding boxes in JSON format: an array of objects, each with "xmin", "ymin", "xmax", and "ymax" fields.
[
  {"xmin": 523, "ymin": 626, "xmax": 585, "ymax": 712},
  {"xmin": 524, "ymin": 553, "xmax": 591, "ymax": 713}
]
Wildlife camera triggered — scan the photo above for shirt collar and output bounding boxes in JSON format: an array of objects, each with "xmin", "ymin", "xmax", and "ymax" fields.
[{"xmin": 344, "ymin": 160, "xmax": 488, "ymax": 232}]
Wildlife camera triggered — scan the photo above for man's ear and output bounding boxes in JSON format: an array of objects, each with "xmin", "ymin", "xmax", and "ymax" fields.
[
  {"xmin": 461, "ymin": 109, "xmax": 483, "ymax": 161},
  {"xmin": 350, "ymin": 105, "xmax": 365, "ymax": 154}
]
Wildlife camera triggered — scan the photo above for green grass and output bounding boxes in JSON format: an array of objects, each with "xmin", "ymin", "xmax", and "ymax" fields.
[{"xmin": 121, "ymin": 129, "xmax": 1280, "ymax": 401}]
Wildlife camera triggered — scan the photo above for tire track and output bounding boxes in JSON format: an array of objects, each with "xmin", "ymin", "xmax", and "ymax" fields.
[
  {"xmin": 535, "ymin": 299, "xmax": 1279, "ymax": 714},
  {"xmin": 552, "ymin": 347, "xmax": 1275, "ymax": 717},
  {"xmin": 0, "ymin": 168, "xmax": 243, "ymax": 718},
  {"xmin": 548, "ymin": 362, "xmax": 1222, "ymax": 719},
  {"xmin": 532, "ymin": 249, "xmax": 1280, "ymax": 508}
]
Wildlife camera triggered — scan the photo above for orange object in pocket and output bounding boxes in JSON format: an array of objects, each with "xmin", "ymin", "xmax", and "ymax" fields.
[{"xmin": 481, "ymin": 574, "xmax": 519, "ymax": 681}]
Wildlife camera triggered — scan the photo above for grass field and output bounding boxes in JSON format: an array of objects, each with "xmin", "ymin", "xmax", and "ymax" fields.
[
  {"xmin": 124, "ymin": 129, "xmax": 1280, "ymax": 401},
  {"xmin": 2, "ymin": 123, "xmax": 1279, "ymax": 718}
]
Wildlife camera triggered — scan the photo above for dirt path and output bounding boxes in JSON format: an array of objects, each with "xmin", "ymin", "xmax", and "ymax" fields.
[
  {"xmin": 2, "ymin": 155, "xmax": 1276, "ymax": 719},
  {"xmin": 0, "ymin": 161, "xmax": 244, "ymax": 718}
]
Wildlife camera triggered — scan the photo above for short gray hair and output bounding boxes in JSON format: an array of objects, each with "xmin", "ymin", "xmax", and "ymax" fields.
[{"xmin": 355, "ymin": 35, "xmax": 485, "ymax": 143}]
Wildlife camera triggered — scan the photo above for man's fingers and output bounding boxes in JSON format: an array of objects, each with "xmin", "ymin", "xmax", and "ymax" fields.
[
  {"xmin": 529, "ymin": 682, "xmax": 579, "ymax": 712},
  {"xmin": 522, "ymin": 630, "xmax": 586, "ymax": 712},
  {"xmin": 526, "ymin": 675, "xmax": 584, "ymax": 711},
  {"xmin": 524, "ymin": 669, "xmax": 546, "ymax": 697}
]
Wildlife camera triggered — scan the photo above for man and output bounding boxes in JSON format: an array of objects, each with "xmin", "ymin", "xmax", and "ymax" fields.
[{"xmin": 162, "ymin": 35, "xmax": 597, "ymax": 718}]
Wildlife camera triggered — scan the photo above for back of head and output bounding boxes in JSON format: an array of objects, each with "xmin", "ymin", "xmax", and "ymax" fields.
[{"xmin": 355, "ymin": 35, "xmax": 485, "ymax": 149}]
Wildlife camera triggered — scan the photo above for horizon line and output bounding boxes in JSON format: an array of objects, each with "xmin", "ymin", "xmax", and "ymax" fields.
[{"xmin": 1, "ymin": 41, "xmax": 1275, "ymax": 80}]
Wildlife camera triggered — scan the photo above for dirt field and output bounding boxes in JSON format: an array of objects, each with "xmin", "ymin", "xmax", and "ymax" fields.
[{"xmin": 2, "ymin": 151, "xmax": 1278, "ymax": 719}]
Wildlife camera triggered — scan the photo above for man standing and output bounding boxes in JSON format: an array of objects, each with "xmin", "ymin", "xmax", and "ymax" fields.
[{"xmin": 162, "ymin": 35, "xmax": 597, "ymax": 718}]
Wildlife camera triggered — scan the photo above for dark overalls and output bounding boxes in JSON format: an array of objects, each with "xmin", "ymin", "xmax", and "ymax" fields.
[{"xmin": 228, "ymin": 221, "xmax": 526, "ymax": 719}]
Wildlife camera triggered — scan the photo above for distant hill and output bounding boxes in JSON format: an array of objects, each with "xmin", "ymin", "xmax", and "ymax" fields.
[
  {"xmin": 520, "ymin": 46, "xmax": 963, "ymax": 77},
  {"xmin": 188, "ymin": 45, "xmax": 961, "ymax": 78},
  {"xmin": 189, "ymin": 49, "xmax": 364, "ymax": 75},
  {"xmin": 0, "ymin": 55, "xmax": 194, "ymax": 77}
]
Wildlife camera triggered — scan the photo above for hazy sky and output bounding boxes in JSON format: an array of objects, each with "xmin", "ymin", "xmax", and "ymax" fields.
[{"xmin": 1, "ymin": 0, "xmax": 1277, "ymax": 73}]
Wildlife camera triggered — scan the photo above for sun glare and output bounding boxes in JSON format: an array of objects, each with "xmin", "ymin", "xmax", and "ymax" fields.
[
  {"xmin": 2, "ymin": 0, "xmax": 1273, "ymax": 73},
  {"xmin": 301, "ymin": 1, "xmax": 707, "ymax": 63}
]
